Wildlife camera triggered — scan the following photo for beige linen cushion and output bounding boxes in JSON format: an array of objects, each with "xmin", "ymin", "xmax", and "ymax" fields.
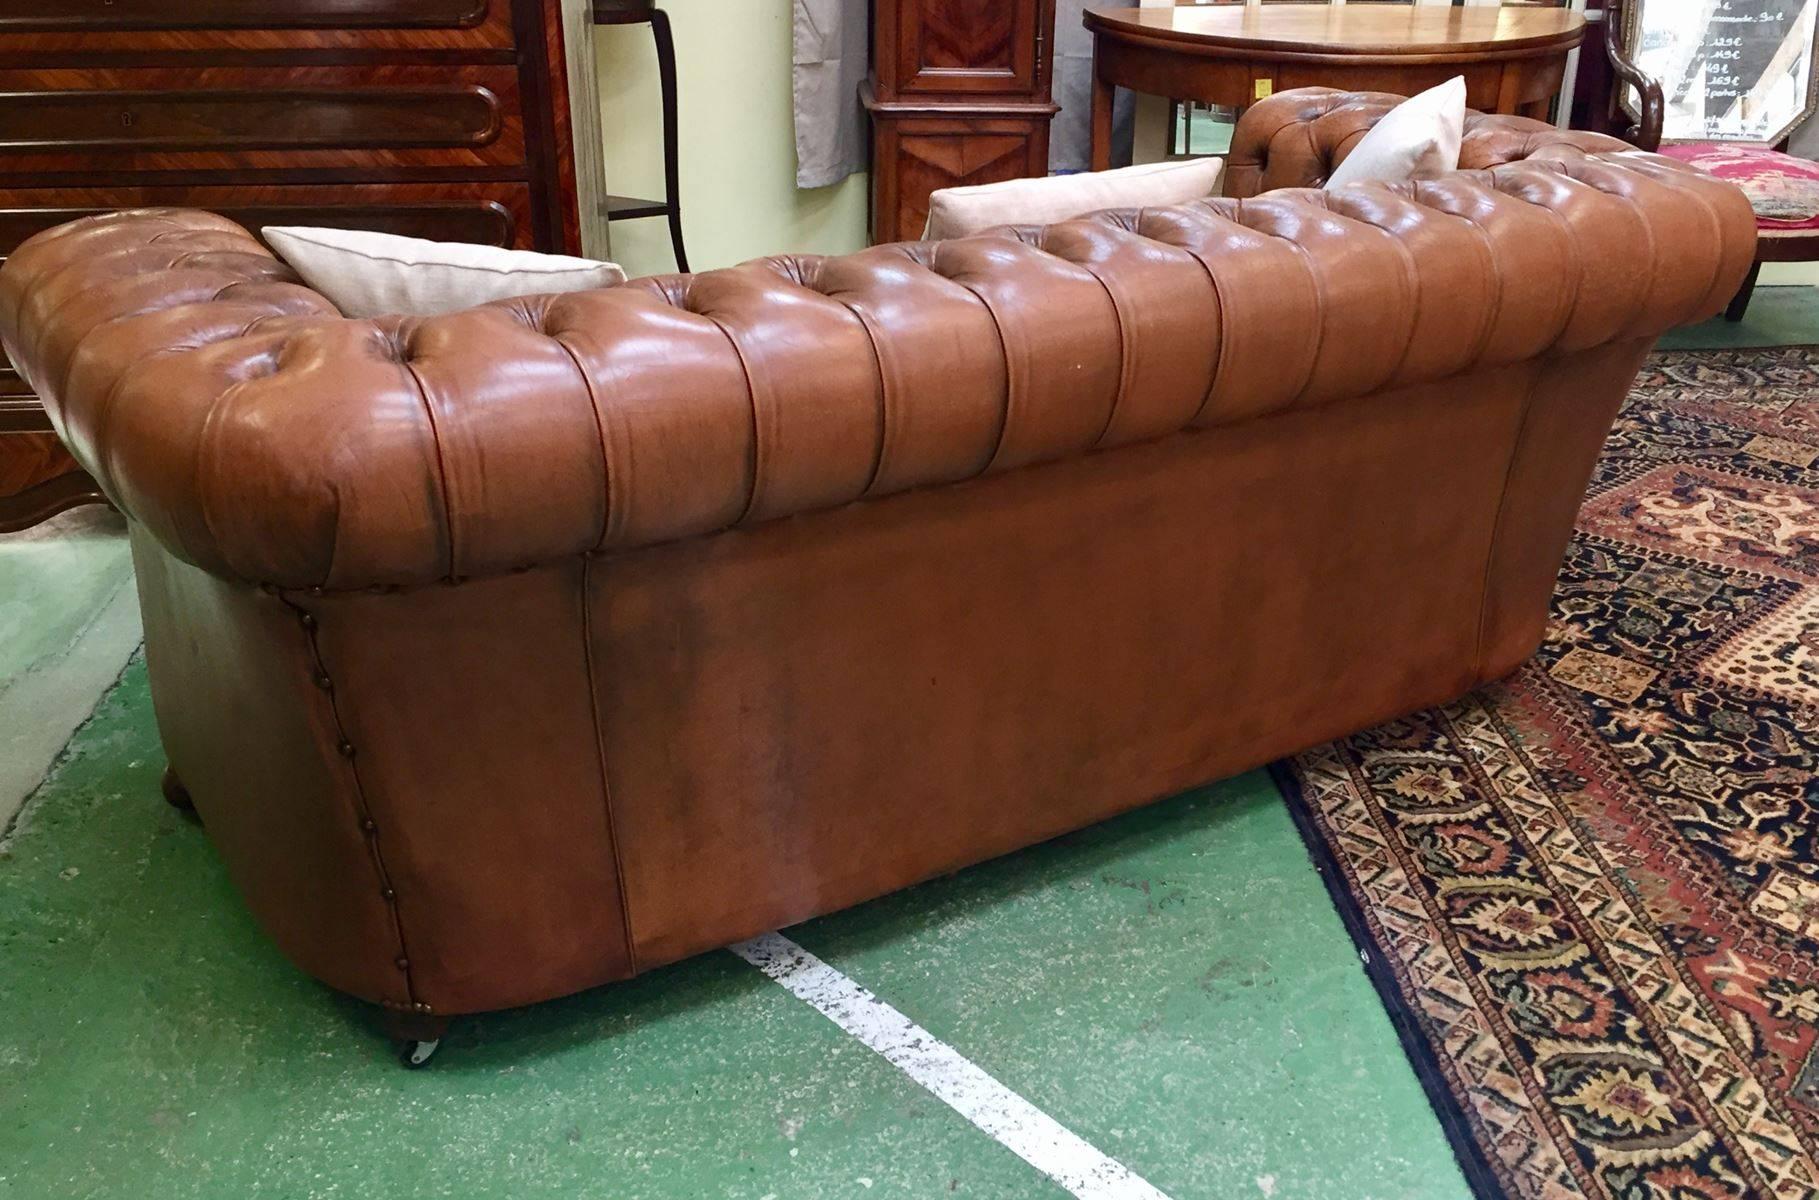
[
  {"xmin": 1324, "ymin": 77, "xmax": 1466, "ymax": 190},
  {"xmin": 922, "ymin": 157, "xmax": 1225, "ymax": 240},
  {"xmin": 262, "ymin": 226, "xmax": 627, "ymax": 318}
]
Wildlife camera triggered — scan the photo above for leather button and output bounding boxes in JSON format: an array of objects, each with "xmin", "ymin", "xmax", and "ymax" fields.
[
  {"xmin": 336, "ymin": 738, "xmax": 355, "ymax": 758},
  {"xmin": 298, "ymin": 612, "xmax": 317, "ymax": 632},
  {"xmin": 381, "ymin": 886, "xmax": 396, "ymax": 901},
  {"xmin": 313, "ymin": 672, "xmax": 333, "ymax": 691},
  {"xmin": 394, "ymin": 957, "xmax": 409, "ymax": 972},
  {"xmin": 361, "ymin": 818, "xmax": 377, "ymax": 833}
]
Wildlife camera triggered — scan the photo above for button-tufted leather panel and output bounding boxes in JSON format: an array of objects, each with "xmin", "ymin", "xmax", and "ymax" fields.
[
  {"xmin": 1223, "ymin": 86, "xmax": 1639, "ymax": 197},
  {"xmin": 0, "ymin": 118, "xmax": 1753, "ymax": 591}
]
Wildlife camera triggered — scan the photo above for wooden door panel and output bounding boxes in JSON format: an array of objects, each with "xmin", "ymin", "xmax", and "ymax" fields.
[
  {"xmin": 895, "ymin": 0, "xmax": 1038, "ymax": 95},
  {"xmin": 0, "ymin": 66, "xmax": 524, "ymax": 174},
  {"xmin": 872, "ymin": 115, "xmax": 1047, "ymax": 242}
]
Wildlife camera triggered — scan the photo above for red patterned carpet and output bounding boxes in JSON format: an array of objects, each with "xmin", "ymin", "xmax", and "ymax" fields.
[{"xmin": 1279, "ymin": 347, "xmax": 1819, "ymax": 1200}]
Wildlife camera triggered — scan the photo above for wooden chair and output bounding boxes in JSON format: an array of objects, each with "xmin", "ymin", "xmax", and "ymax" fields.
[{"xmin": 1603, "ymin": 0, "xmax": 1819, "ymax": 320}]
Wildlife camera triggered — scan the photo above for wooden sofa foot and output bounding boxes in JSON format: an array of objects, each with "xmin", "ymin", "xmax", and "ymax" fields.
[
  {"xmin": 1724, "ymin": 262, "xmax": 1761, "ymax": 323},
  {"xmin": 160, "ymin": 767, "xmax": 194, "ymax": 812}
]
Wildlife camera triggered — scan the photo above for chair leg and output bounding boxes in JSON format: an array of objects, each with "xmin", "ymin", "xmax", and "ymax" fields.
[
  {"xmin": 1725, "ymin": 261, "xmax": 1762, "ymax": 323},
  {"xmin": 650, "ymin": 9, "xmax": 688, "ymax": 273}
]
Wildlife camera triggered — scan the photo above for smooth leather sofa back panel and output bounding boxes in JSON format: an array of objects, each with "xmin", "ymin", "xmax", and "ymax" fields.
[
  {"xmin": 0, "ymin": 92, "xmax": 1758, "ymax": 1017},
  {"xmin": 588, "ymin": 346, "xmax": 1636, "ymax": 970}
]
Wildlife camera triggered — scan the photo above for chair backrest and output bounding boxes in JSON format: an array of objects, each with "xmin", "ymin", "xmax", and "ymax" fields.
[{"xmin": 1600, "ymin": 0, "xmax": 1665, "ymax": 150}]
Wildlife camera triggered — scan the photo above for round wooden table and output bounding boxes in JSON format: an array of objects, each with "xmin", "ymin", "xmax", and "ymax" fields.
[{"xmin": 1085, "ymin": 4, "xmax": 1586, "ymax": 170}]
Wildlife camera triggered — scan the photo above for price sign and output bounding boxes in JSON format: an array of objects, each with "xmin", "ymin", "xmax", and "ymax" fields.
[{"xmin": 1625, "ymin": 0, "xmax": 1819, "ymax": 143}]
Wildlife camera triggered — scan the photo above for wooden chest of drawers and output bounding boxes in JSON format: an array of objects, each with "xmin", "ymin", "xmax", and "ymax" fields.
[{"xmin": 0, "ymin": 0, "xmax": 583, "ymax": 531}]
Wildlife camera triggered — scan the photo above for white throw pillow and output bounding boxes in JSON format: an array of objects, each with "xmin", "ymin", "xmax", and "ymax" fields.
[
  {"xmin": 923, "ymin": 157, "xmax": 1225, "ymax": 240},
  {"xmin": 262, "ymin": 226, "xmax": 626, "ymax": 318},
  {"xmin": 1324, "ymin": 77, "xmax": 1466, "ymax": 190}
]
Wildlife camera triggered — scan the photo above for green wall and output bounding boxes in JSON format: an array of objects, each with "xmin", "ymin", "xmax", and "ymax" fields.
[{"xmin": 595, "ymin": 0, "xmax": 870, "ymax": 278}]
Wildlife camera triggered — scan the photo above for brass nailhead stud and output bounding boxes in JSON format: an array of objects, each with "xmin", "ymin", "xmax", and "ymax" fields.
[
  {"xmin": 313, "ymin": 672, "xmax": 333, "ymax": 691},
  {"xmin": 362, "ymin": 818, "xmax": 378, "ymax": 833},
  {"xmin": 381, "ymin": 886, "xmax": 396, "ymax": 900},
  {"xmin": 336, "ymin": 739, "xmax": 355, "ymax": 758},
  {"xmin": 395, "ymin": 956, "xmax": 410, "ymax": 971},
  {"xmin": 298, "ymin": 612, "xmax": 317, "ymax": 631}
]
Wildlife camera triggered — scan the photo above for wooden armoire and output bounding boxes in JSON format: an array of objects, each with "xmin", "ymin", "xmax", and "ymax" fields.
[
  {"xmin": 0, "ymin": 0, "xmax": 591, "ymax": 533},
  {"xmin": 864, "ymin": 0, "xmax": 1060, "ymax": 244}
]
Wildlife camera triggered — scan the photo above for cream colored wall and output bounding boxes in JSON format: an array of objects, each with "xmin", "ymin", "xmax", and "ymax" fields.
[{"xmin": 595, "ymin": 0, "xmax": 870, "ymax": 278}]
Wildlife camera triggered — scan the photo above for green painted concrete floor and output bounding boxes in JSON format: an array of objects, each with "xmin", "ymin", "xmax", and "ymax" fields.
[{"xmin": 1, "ymin": 289, "xmax": 1812, "ymax": 1199}]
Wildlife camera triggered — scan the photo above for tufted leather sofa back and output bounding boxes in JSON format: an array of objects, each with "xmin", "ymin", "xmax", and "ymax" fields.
[
  {"xmin": 1223, "ymin": 86, "xmax": 1642, "ymax": 196},
  {"xmin": 0, "ymin": 96, "xmax": 1752, "ymax": 594}
]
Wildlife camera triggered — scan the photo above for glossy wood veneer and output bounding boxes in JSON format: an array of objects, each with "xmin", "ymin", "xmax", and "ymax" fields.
[{"xmin": 0, "ymin": 0, "xmax": 582, "ymax": 530}]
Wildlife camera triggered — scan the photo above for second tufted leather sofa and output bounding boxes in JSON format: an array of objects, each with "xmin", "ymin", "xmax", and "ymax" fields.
[{"xmin": 0, "ymin": 89, "xmax": 1755, "ymax": 1038}]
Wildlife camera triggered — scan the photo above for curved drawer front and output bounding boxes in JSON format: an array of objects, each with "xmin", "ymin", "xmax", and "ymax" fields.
[
  {"xmin": 0, "ymin": 0, "xmax": 513, "ymax": 51},
  {"xmin": 0, "ymin": 67, "xmax": 524, "ymax": 172},
  {"xmin": 0, "ymin": 89, "xmax": 501, "ymax": 152},
  {"xmin": 2, "ymin": 0, "xmax": 487, "ymax": 29},
  {"xmin": 0, "ymin": 181, "xmax": 534, "ymax": 261}
]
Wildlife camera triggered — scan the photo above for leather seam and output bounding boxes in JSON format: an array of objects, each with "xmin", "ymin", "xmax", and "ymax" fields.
[
  {"xmin": 817, "ymin": 291, "xmax": 890, "ymax": 498},
  {"xmin": 190, "ymin": 318, "xmax": 288, "ymax": 581},
  {"xmin": 1165, "ymin": 207, "xmax": 1231, "ymax": 426},
  {"xmin": 699, "ymin": 311, "xmax": 765, "ymax": 526},
  {"xmin": 278, "ymin": 589, "xmax": 424, "ymax": 1011},
  {"xmin": 934, "ymin": 256, "xmax": 1015, "ymax": 475},
  {"xmin": 1063, "ymin": 241, "xmax": 1134, "ymax": 452},
  {"xmin": 402, "ymin": 357, "xmax": 459, "ymax": 584},
  {"xmin": 579, "ymin": 553, "xmax": 640, "ymax": 977},
  {"xmin": 1249, "ymin": 206, "xmax": 1327, "ymax": 407},
  {"xmin": 1322, "ymin": 196, "xmax": 1424, "ymax": 385},
  {"xmin": 1423, "ymin": 191, "xmax": 1505, "ymax": 370},
  {"xmin": 552, "ymin": 332, "xmax": 615, "ymax": 549},
  {"xmin": 1469, "ymin": 362, "xmax": 1547, "ymax": 683}
]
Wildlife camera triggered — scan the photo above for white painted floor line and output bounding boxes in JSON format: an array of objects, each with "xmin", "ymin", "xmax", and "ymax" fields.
[{"xmin": 731, "ymin": 932, "xmax": 1174, "ymax": 1200}]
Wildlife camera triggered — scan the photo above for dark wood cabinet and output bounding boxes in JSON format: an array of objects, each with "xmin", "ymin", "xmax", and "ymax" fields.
[
  {"xmin": 865, "ymin": 0, "xmax": 1058, "ymax": 244},
  {"xmin": 0, "ymin": 0, "xmax": 582, "ymax": 533}
]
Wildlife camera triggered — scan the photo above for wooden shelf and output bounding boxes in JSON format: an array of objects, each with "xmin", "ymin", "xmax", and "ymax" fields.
[{"xmin": 603, "ymin": 194, "xmax": 670, "ymax": 221}]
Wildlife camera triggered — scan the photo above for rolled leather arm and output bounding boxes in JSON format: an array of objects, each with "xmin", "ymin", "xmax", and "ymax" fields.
[
  {"xmin": 1224, "ymin": 87, "xmax": 1637, "ymax": 197},
  {"xmin": 0, "ymin": 147, "xmax": 1754, "ymax": 591}
]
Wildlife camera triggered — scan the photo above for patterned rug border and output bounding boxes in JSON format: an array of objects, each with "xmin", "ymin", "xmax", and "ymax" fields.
[
  {"xmin": 1268, "ymin": 757, "xmax": 1512, "ymax": 1200},
  {"xmin": 1268, "ymin": 342, "xmax": 1819, "ymax": 1200}
]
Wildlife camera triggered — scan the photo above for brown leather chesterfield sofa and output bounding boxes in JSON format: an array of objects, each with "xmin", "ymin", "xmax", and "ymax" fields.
[{"xmin": 0, "ymin": 90, "xmax": 1754, "ymax": 1056}]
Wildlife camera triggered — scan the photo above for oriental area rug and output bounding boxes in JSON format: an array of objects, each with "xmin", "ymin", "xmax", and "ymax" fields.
[{"xmin": 1278, "ymin": 346, "xmax": 1819, "ymax": 1200}]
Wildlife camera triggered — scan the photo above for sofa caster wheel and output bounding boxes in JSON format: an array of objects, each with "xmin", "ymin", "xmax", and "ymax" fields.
[
  {"xmin": 383, "ymin": 1010, "xmax": 450, "ymax": 1068},
  {"xmin": 160, "ymin": 767, "xmax": 194, "ymax": 812},
  {"xmin": 401, "ymin": 1038, "xmax": 441, "ymax": 1068}
]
